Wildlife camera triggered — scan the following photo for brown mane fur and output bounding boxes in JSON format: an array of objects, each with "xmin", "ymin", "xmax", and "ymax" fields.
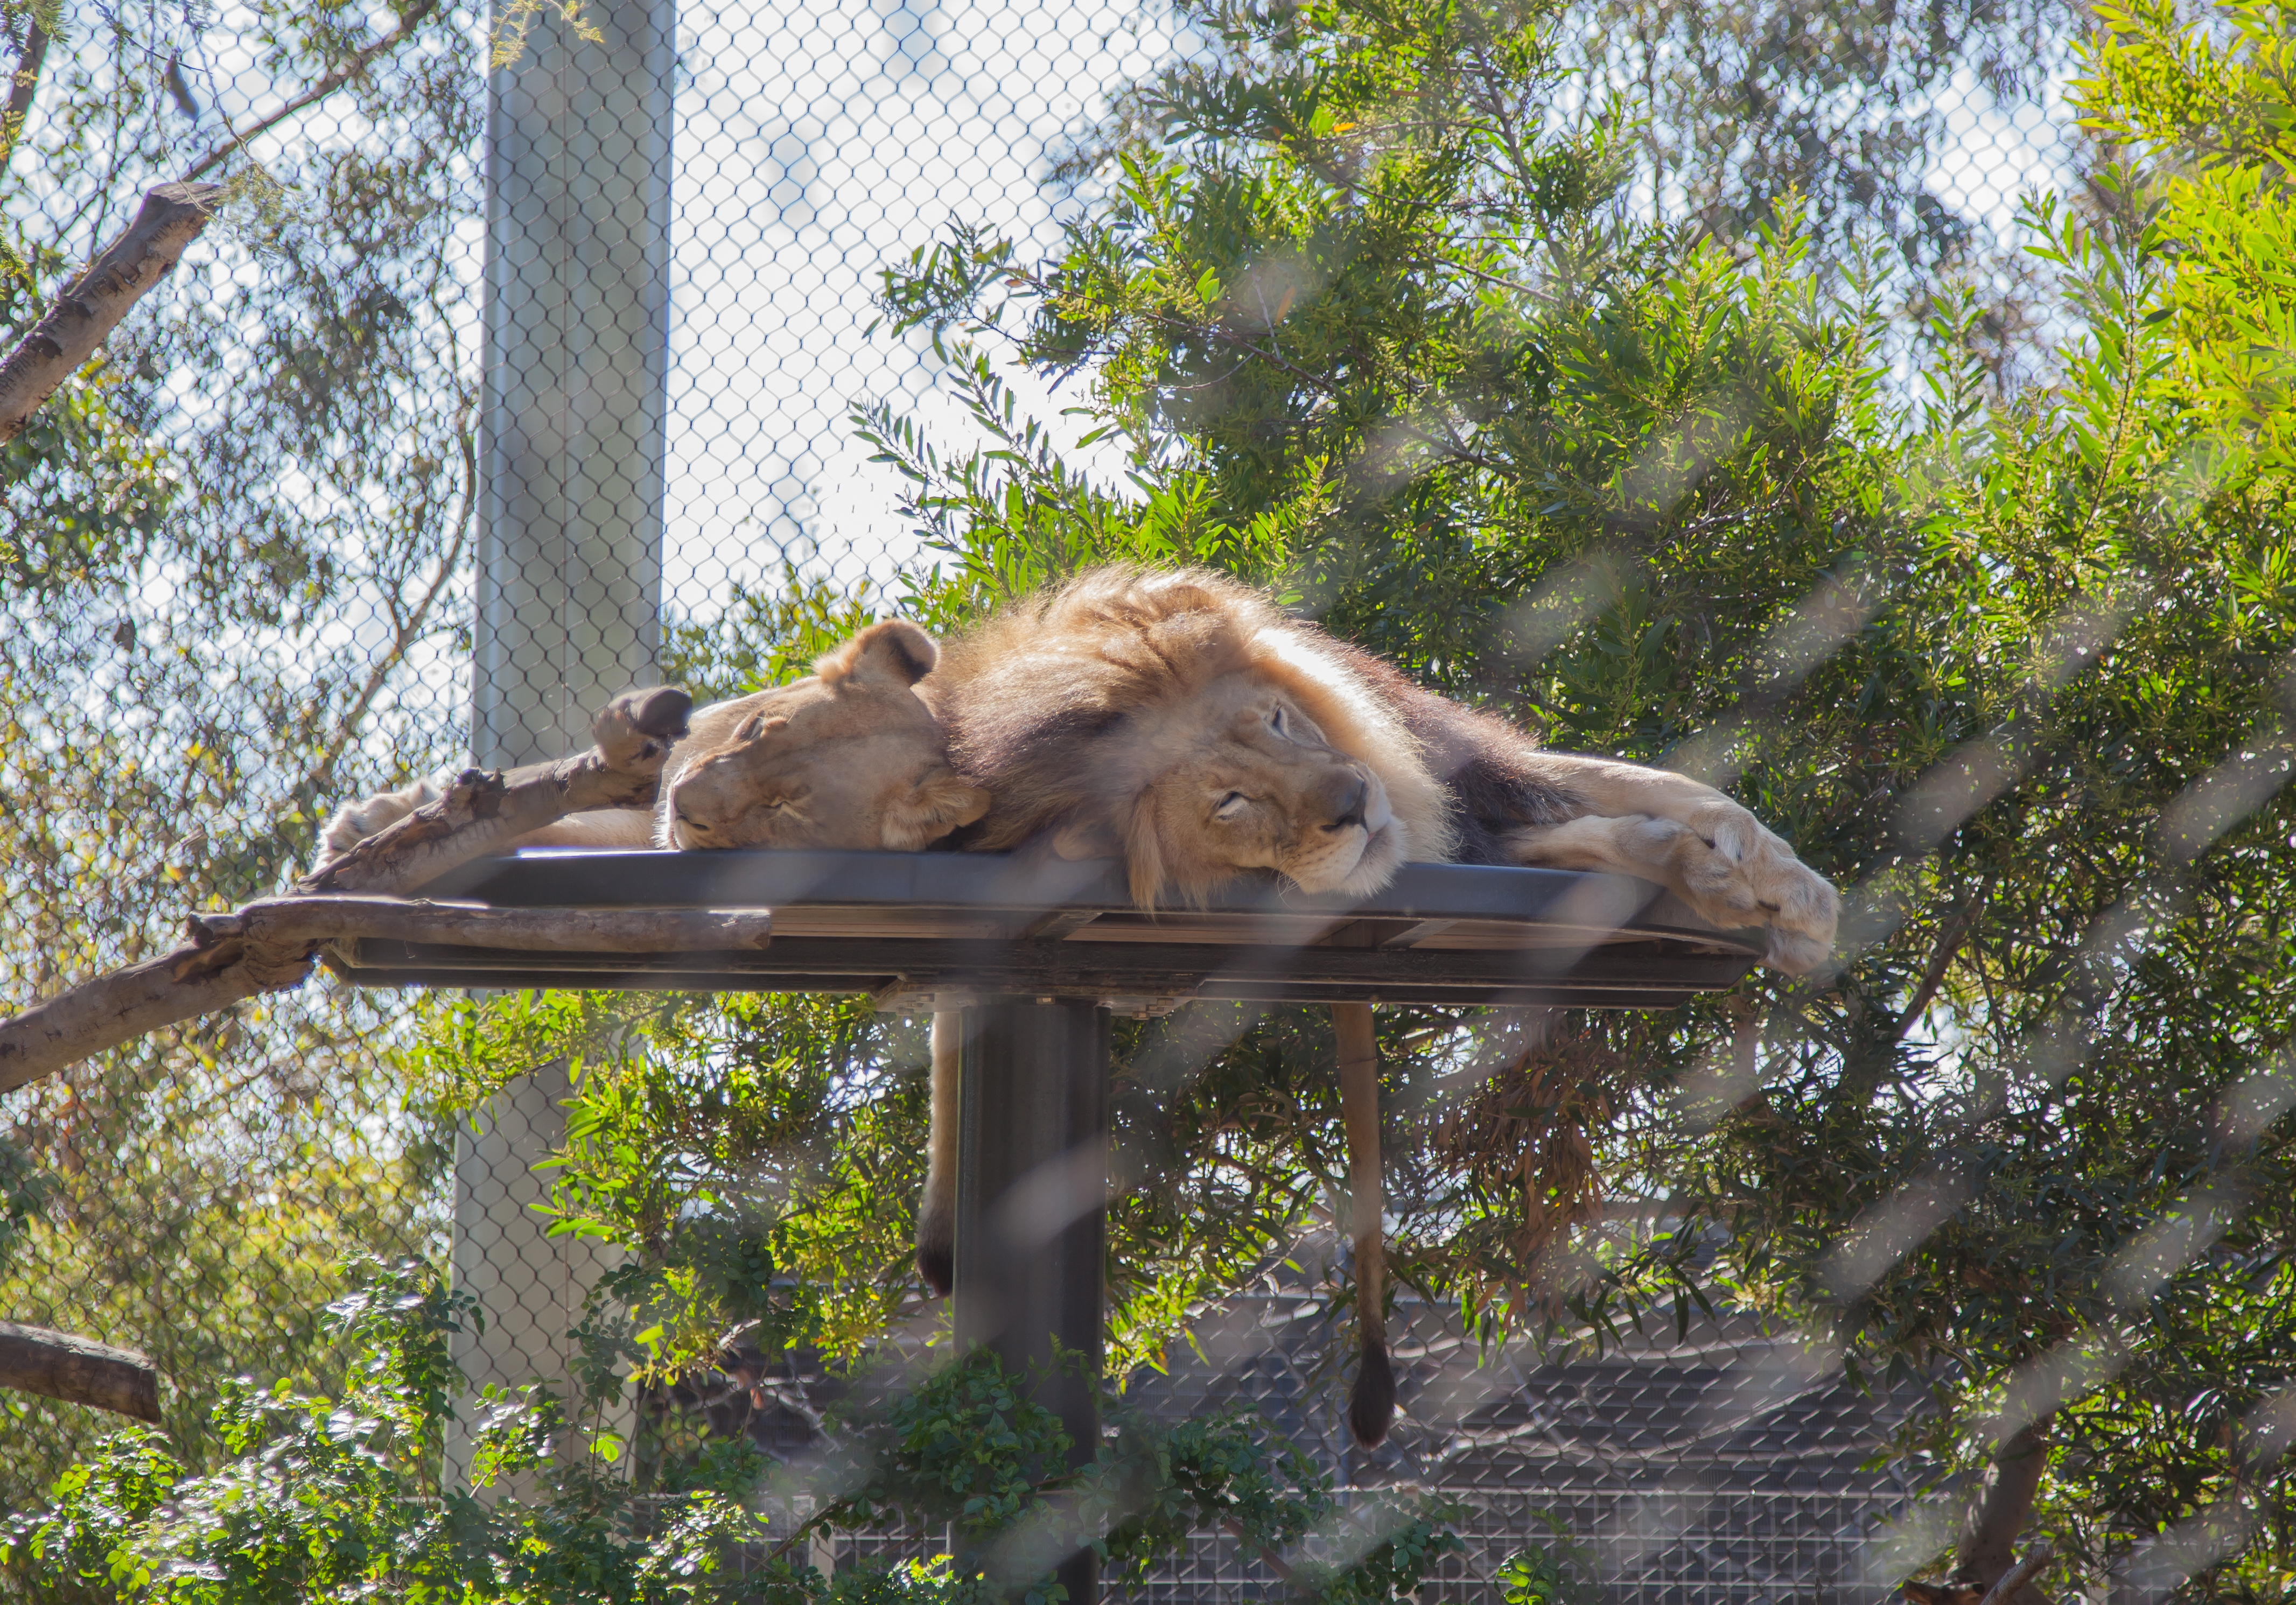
[{"xmin": 927, "ymin": 567, "xmax": 1457, "ymax": 900}]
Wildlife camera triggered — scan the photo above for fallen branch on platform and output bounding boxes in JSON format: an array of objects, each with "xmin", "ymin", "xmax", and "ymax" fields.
[
  {"xmin": 0, "ymin": 686, "xmax": 695, "ymax": 1097},
  {"xmin": 0, "ymin": 1321, "xmax": 162, "ymax": 1422}
]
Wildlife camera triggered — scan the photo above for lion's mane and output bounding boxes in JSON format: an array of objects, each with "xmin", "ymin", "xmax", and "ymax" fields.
[{"xmin": 927, "ymin": 566, "xmax": 1598, "ymax": 880}]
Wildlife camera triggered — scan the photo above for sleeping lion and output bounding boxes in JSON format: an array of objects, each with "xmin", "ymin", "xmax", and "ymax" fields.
[
  {"xmin": 317, "ymin": 619, "xmax": 990, "ymax": 864},
  {"xmin": 912, "ymin": 564, "xmax": 1840, "ymax": 1447},
  {"xmin": 924, "ymin": 565, "xmax": 1837, "ymax": 961}
]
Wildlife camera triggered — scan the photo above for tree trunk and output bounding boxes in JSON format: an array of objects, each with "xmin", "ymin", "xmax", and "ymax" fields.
[
  {"xmin": 1, "ymin": 18, "xmax": 47, "ymax": 169},
  {"xmin": 1950, "ymin": 1418, "xmax": 2053, "ymax": 1604},
  {"xmin": 0, "ymin": 182, "xmax": 223, "ymax": 443},
  {"xmin": 0, "ymin": 1321, "xmax": 161, "ymax": 1421}
]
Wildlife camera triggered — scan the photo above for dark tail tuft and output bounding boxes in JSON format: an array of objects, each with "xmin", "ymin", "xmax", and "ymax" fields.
[
  {"xmin": 915, "ymin": 1237, "xmax": 953, "ymax": 1298},
  {"xmin": 1348, "ymin": 1338, "xmax": 1395, "ymax": 1448}
]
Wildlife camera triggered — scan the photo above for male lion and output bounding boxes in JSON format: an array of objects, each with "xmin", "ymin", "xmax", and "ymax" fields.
[
  {"xmin": 318, "ymin": 619, "xmax": 990, "ymax": 863},
  {"xmin": 913, "ymin": 565, "xmax": 1840, "ymax": 1448}
]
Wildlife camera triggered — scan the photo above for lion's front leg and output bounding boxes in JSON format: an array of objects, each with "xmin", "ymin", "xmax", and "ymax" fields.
[{"xmin": 1504, "ymin": 784, "xmax": 1838, "ymax": 973}]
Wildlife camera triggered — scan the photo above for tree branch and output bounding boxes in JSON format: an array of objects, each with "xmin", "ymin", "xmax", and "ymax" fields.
[
  {"xmin": 188, "ymin": 896, "xmax": 771, "ymax": 956},
  {"xmin": 1893, "ymin": 891, "xmax": 1985, "ymax": 1045},
  {"xmin": 1956, "ymin": 1418, "xmax": 2053, "ymax": 1601},
  {"xmin": 298, "ymin": 685, "xmax": 691, "ymax": 894},
  {"xmin": 0, "ymin": 181, "xmax": 221, "ymax": 444},
  {"xmin": 1976, "ymin": 1547, "xmax": 2052, "ymax": 1605},
  {"xmin": 0, "ymin": 1320, "xmax": 161, "ymax": 1421},
  {"xmin": 0, "ymin": 686, "xmax": 694, "ymax": 1097},
  {"xmin": 180, "ymin": 0, "xmax": 440, "ymax": 184}
]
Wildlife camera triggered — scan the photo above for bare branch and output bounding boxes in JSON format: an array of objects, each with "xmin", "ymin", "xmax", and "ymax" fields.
[
  {"xmin": 1892, "ymin": 891, "xmax": 1985, "ymax": 1045},
  {"xmin": 298, "ymin": 684, "xmax": 691, "ymax": 895},
  {"xmin": 1976, "ymin": 1546, "xmax": 2052, "ymax": 1605},
  {"xmin": 0, "ymin": 1321, "xmax": 162, "ymax": 1422},
  {"xmin": 0, "ymin": 181, "xmax": 221, "ymax": 444},
  {"xmin": 190, "ymin": 896, "xmax": 772, "ymax": 955},
  {"xmin": 0, "ymin": 686, "xmax": 694, "ymax": 1097},
  {"xmin": 180, "ymin": 0, "xmax": 440, "ymax": 184}
]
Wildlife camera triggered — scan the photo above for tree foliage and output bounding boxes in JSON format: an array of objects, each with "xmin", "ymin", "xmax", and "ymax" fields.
[
  {"xmin": 0, "ymin": 0, "xmax": 479, "ymax": 1505},
  {"xmin": 11, "ymin": 0, "xmax": 2296, "ymax": 1599},
  {"xmin": 0, "ymin": 1259, "xmax": 1478, "ymax": 1604}
]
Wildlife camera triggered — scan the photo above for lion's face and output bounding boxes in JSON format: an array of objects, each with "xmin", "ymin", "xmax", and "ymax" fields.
[
  {"xmin": 1056, "ymin": 670, "xmax": 1401, "ymax": 901},
  {"xmin": 660, "ymin": 620, "xmax": 990, "ymax": 853}
]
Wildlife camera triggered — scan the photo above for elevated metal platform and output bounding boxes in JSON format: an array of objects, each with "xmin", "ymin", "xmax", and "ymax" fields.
[{"xmin": 322, "ymin": 847, "xmax": 1764, "ymax": 1010}]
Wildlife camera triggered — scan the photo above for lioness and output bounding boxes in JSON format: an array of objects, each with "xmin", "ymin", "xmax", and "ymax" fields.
[
  {"xmin": 319, "ymin": 619, "xmax": 990, "ymax": 863},
  {"xmin": 914, "ymin": 564, "xmax": 1841, "ymax": 1447}
]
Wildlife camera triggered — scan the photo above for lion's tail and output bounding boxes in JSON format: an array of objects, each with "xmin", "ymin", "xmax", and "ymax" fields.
[
  {"xmin": 915, "ymin": 1010, "xmax": 961, "ymax": 1296},
  {"xmin": 1334, "ymin": 1003, "xmax": 1394, "ymax": 1448}
]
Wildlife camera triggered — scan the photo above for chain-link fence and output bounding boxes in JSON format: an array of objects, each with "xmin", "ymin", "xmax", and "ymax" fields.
[{"xmin": 0, "ymin": 0, "xmax": 2098, "ymax": 1595}]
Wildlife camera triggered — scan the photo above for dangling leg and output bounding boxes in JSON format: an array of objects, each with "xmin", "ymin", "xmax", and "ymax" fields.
[
  {"xmin": 915, "ymin": 1010, "xmax": 961, "ymax": 1296},
  {"xmin": 1334, "ymin": 1001, "xmax": 1393, "ymax": 1448}
]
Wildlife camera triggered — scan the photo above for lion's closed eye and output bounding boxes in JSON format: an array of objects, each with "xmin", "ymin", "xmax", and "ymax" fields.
[{"xmin": 1213, "ymin": 791, "xmax": 1251, "ymax": 820}]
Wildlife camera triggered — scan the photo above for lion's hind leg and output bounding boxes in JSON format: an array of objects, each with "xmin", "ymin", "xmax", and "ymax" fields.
[{"xmin": 1503, "ymin": 812, "xmax": 1837, "ymax": 973}]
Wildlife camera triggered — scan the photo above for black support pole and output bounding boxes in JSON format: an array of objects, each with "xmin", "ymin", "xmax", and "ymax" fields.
[{"xmin": 953, "ymin": 999, "xmax": 1108, "ymax": 1605}]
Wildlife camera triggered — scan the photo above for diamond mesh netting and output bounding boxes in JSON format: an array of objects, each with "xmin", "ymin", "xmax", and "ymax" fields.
[{"xmin": 0, "ymin": 0, "xmax": 2089, "ymax": 1596}]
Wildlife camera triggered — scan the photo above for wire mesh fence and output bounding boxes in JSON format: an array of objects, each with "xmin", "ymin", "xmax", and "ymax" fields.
[
  {"xmin": 0, "ymin": 0, "xmax": 2103, "ymax": 1595},
  {"xmin": 702, "ymin": 1289, "xmax": 1930, "ymax": 1603}
]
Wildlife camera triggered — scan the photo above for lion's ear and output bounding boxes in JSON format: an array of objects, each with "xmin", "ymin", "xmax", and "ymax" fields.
[
  {"xmin": 880, "ymin": 766, "xmax": 990, "ymax": 851},
  {"xmin": 816, "ymin": 619, "xmax": 939, "ymax": 688}
]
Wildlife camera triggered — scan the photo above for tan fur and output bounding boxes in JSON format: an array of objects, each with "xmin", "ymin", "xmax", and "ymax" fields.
[
  {"xmin": 922, "ymin": 565, "xmax": 1837, "ymax": 966},
  {"xmin": 1333, "ymin": 1002, "xmax": 1395, "ymax": 1447},
  {"xmin": 915, "ymin": 1011, "xmax": 962, "ymax": 1296},
  {"xmin": 320, "ymin": 620, "xmax": 988, "ymax": 863}
]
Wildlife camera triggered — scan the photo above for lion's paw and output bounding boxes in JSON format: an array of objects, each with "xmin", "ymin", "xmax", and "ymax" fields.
[
  {"xmin": 1667, "ymin": 802, "xmax": 1839, "ymax": 974},
  {"xmin": 317, "ymin": 773, "xmax": 449, "ymax": 866}
]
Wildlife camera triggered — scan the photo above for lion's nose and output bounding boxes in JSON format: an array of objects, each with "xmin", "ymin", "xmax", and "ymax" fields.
[{"xmin": 1319, "ymin": 772, "xmax": 1369, "ymax": 833}]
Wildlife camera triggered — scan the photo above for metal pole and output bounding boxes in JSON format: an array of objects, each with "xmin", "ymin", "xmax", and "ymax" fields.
[
  {"xmin": 954, "ymin": 1000, "xmax": 1108, "ymax": 1604},
  {"xmin": 452, "ymin": 0, "xmax": 674, "ymax": 1492}
]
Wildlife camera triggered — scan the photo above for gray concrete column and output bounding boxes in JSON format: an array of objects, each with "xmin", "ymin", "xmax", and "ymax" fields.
[
  {"xmin": 451, "ymin": 0, "xmax": 674, "ymax": 1491},
  {"xmin": 473, "ymin": 0, "xmax": 675, "ymax": 766}
]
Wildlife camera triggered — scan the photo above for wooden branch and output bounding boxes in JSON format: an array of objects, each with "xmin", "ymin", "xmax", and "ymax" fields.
[
  {"xmin": 299, "ymin": 685, "xmax": 692, "ymax": 896},
  {"xmin": 189, "ymin": 897, "xmax": 771, "ymax": 955},
  {"xmin": 0, "ymin": 181, "xmax": 222, "ymax": 444},
  {"xmin": 1975, "ymin": 1545, "xmax": 2051, "ymax": 1605},
  {"xmin": 0, "ymin": 1321, "xmax": 161, "ymax": 1422},
  {"xmin": 0, "ymin": 686, "xmax": 693, "ymax": 1097},
  {"xmin": 1892, "ymin": 891, "xmax": 1984, "ymax": 1045}
]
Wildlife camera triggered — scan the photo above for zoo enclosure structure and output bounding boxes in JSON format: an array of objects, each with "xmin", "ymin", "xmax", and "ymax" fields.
[
  {"xmin": 0, "ymin": 0, "xmax": 2108, "ymax": 1589},
  {"xmin": 334, "ymin": 844, "xmax": 1769, "ymax": 1602}
]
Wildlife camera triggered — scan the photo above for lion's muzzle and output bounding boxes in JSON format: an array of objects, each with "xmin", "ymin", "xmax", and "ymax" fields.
[{"xmin": 1281, "ymin": 765, "xmax": 1397, "ymax": 894}]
